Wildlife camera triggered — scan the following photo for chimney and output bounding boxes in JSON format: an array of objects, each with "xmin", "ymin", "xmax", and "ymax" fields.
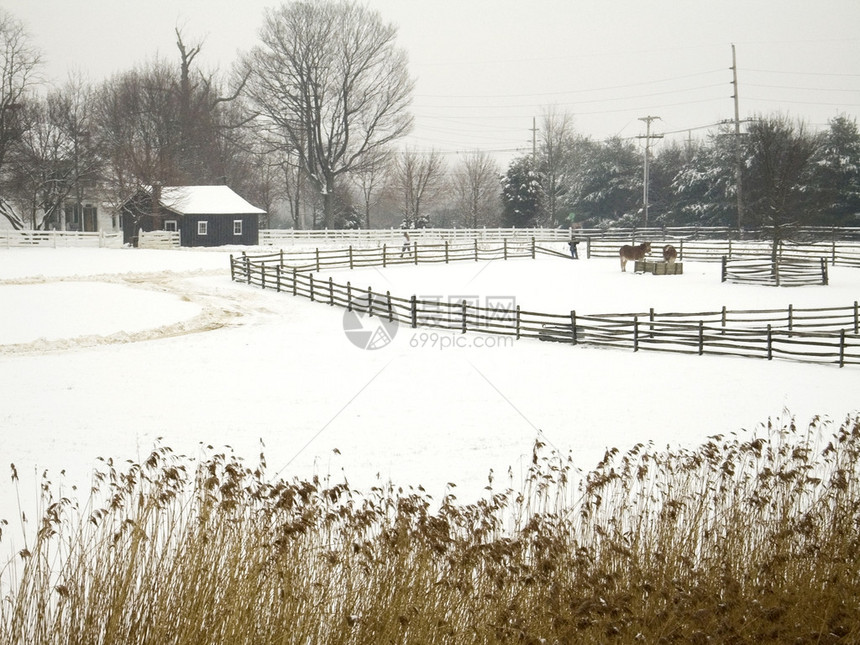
[{"xmin": 151, "ymin": 183, "xmax": 163, "ymax": 229}]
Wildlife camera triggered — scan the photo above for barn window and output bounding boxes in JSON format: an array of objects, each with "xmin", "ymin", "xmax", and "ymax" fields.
[
  {"xmin": 233, "ymin": 220, "xmax": 243, "ymax": 235},
  {"xmin": 164, "ymin": 220, "xmax": 177, "ymax": 232},
  {"xmin": 198, "ymin": 221, "xmax": 208, "ymax": 236}
]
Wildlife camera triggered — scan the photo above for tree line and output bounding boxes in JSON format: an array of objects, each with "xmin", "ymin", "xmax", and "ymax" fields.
[
  {"xmin": 1, "ymin": 2, "xmax": 857, "ymax": 233},
  {"xmin": 505, "ymin": 109, "xmax": 860, "ymax": 234}
]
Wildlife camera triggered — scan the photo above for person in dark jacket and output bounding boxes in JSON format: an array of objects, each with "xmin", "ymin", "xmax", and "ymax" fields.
[{"xmin": 568, "ymin": 238, "xmax": 579, "ymax": 259}]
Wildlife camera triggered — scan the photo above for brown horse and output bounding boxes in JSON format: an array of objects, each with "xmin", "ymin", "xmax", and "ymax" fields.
[
  {"xmin": 619, "ymin": 242, "xmax": 651, "ymax": 272},
  {"xmin": 662, "ymin": 244, "xmax": 677, "ymax": 264}
]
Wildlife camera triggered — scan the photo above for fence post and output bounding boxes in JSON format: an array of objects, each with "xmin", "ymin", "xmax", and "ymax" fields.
[
  {"xmin": 329, "ymin": 277, "xmax": 334, "ymax": 306},
  {"xmin": 347, "ymin": 282, "xmax": 352, "ymax": 310},
  {"xmin": 367, "ymin": 287, "xmax": 374, "ymax": 316},
  {"xmin": 461, "ymin": 300, "xmax": 468, "ymax": 333},
  {"xmin": 679, "ymin": 239, "xmax": 683, "ymax": 260},
  {"xmin": 531, "ymin": 237, "xmax": 536, "ymax": 259},
  {"xmin": 855, "ymin": 301, "xmax": 859, "ymax": 334},
  {"xmin": 445, "ymin": 241, "xmax": 449, "ymax": 264},
  {"xmin": 504, "ymin": 238, "xmax": 508, "ymax": 260},
  {"xmin": 788, "ymin": 304, "xmax": 793, "ymax": 332},
  {"xmin": 821, "ymin": 258, "xmax": 828, "ymax": 285},
  {"xmin": 261, "ymin": 265, "xmax": 266, "ymax": 290},
  {"xmin": 276, "ymin": 266, "xmax": 282, "ymax": 292},
  {"xmin": 383, "ymin": 244, "xmax": 387, "ymax": 268},
  {"xmin": 292, "ymin": 267, "xmax": 297, "ymax": 296},
  {"xmin": 649, "ymin": 307, "xmax": 655, "ymax": 339},
  {"xmin": 387, "ymin": 291, "xmax": 394, "ymax": 322},
  {"xmin": 721, "ymin": 256, "xmax": 727, "ymax": 282},
  {"xmin": 309, "ymin": 273, "xmax": 315, "ymax": 301},
  {"xmin": 633, "ymin": 316, "xmax": 639, "ymax": 352},
  {"xmin": 832, "ymin": 239, "xmax": 837, "ymax": 266},
  {"xmin": 229, "ymin": 254, "xmax": 235, "ymax": 281},
  {"xmin": 516, "ymin": 305, "xmax": 521, "ymax": 339},
  {"xmin": 570, "ymin": 310, "xmax": 577, "ymax": 345},
  {"xmin": 727, "ymin": 238, "xmax": 732, "ymax": 259},
  {"xmin": 721, "ymin": 306, "xmax": 727, "ymax": 334},
  {"xmin": 414, "ymin": 242, "xmax": 419, "ymax": 265},
  {"xmin": 767, "ymin": 324, "xmax": 773, "ymax": 360},
  {"xmin": 839, "ymin": 329, "xmax": 846, "ymax": 368},
  {"xmin": 699, "ymin": 321, "xmax": 704, "ymax": 355},
  {"xmin": 474, "ymin": 238, "xmax": 479, "ymax": 262},
  {"xmin": 349, "ymin": 245, "xmax": 354, "ymax": 270},
  {"xmin": 315, "ymin": 248, "xmax": 320, "ymax": 272},
  {"xmin": 411, "ymin": 295, "xmax": 417, "ymax": 328},
  {"xmin": 245, "ymin": 255, "xmax": 251, "ymax": 285},
  {"xmin": 280, "ymin": 249, "xmax": 284, "ymax": 267}
]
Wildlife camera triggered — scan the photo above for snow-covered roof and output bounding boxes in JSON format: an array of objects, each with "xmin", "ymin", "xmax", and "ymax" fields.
[{"xmin": 151, "ymin": 185, "xmax": 266, "ymax": 216}]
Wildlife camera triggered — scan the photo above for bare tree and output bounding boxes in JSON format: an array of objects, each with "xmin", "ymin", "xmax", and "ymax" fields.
[
  {"xmin": 282, "ymin": 160, "xmax": 306, "ymax": 228},
  {"xmin": 538, "ymin": 106, "xmax": 575, "ymax": 227},
  {"xmin": 349, "ymin": 147, "xmax": 392, "ymax": 228},
  {"xmin": 244, "ymin": 0, "xmax": 414, "ymax": 228},
  {"xmin": 451, "ymin": 150, "xmax": 500, "ymax": 227},
  {"xmin": 7, "ymin": 75, "xmax": 100, "ymax": 230},
  {"xmin": 744, "ymin": 114, "xmax": 820, "ymax": 263},
  {"xmin": 95, "ymin": 60, "xmax": 183, "ymax": 195},
  {"xmin": 392, "ymin": 148, "xmax": 445, "ymax": 227},
  {"xmin": 0, "ymin": 8, "xmax": 41, "ymax": 228},
  {"xmin": 95, "ymin": 31, "xmax": 249, "ymax": 210}
]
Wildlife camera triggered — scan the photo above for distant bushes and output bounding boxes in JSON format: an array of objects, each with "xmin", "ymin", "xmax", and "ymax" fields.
[{"xmin": 2, "ymin": 414, "xmax": 860, "ymax": 644}]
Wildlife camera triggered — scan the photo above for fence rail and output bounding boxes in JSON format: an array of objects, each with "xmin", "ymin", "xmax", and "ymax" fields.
[
  {"xmin": 259, "ymin": 225, "xmax": 860, "ymax": 246},
  {"xmin": 138, "ymin": 230, "xmax": 181, "ymax": 249},
  {"xmin": 260, "ymin": 227, "xmax": 572, "ymax": 245},
  {"xmin": 0, "ymin": 230, "xmax": 122, "ymax": 249},
  {"xmin": 721, "ymin": 257, "xmax": 829, "ymax": 287},
  {"xmin": 230, "ymin": 245, "xmax": 860, "ymax": 368},
  {"xmin": 250, "ymin": 238, "xmax": 551, "ymax": 272},
  {"xmin": 584, "ymin": 238, "xmax": 860, "ymax": 267},
  {"xmin": 260, "ymin": 235, "xmax": 860, "ymax": 269}
]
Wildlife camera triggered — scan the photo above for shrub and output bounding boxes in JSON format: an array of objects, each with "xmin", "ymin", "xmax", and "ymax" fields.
[{"xmin": 2, "ymin": 414, "xmax": 860, "ymax": 643}]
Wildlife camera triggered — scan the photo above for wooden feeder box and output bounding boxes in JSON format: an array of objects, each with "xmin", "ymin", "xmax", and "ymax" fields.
[{"xmin": 634, "ymin": 260, "xmax": 683, "ymax": 275}]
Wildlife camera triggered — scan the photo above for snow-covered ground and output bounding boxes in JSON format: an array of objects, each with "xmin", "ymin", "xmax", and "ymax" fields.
[{"xmin": 1, "ymin": 245, "xmax": 858, "ymax": 536}]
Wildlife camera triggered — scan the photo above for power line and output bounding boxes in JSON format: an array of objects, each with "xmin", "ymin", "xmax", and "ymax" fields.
[{"xmin": 415, "ymin": 69, "xmax": 728, "ymax": 100}]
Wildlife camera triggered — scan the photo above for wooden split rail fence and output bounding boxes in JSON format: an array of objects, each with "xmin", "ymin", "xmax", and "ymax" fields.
[
  {"xmin": 585, "ymin": 238, "xmax": 860, "ymax": 267},
  {"xmin": 230, "ymin": 242, "xmax": 860, "ymax": 368},
  {"xmin": 240, "ymin": 238, "xmax": 564, "ymax": 273},
  {"xmin": 722, "ymin": 257, "xmax": 829, "ymax": 287}
]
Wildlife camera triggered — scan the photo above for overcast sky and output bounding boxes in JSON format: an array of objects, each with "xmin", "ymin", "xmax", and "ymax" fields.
[{"xmin": 6, "ymin": 0, "xmax": 860, "ymax": 165}]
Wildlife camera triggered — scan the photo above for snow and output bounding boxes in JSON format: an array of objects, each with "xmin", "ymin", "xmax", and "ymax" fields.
[
  {"xmin": 0, "ymin": 282, "xmax": 201, "ymax": 345},
  {"xmin": 1, "ymin": 245, "xmax": 858, "ymax": 539},
  {"xmin": 155, "ymin": 185, "xmax": 266, "ymax": 215}
]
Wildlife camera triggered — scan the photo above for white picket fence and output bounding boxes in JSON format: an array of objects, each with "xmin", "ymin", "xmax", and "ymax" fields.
[
  {"xmin": 138, "ymin": 230, "xmax": 181, "ymax": 249},
  {"xmin": 259, "ymin": 227, "xmax": 574, "ymax": 246},
  {"xmin": 259, "ymin": 226, "xmax": 860, "ymax": 247},
  {"xmin": 0, "ymin": 230, "xmax": 122, "ymax": 249}
]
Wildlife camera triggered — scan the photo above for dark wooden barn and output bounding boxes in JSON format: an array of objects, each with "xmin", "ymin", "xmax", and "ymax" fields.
[{"xmin": 121, "ymin": 185, "xmax": 265, "ymax": 247}]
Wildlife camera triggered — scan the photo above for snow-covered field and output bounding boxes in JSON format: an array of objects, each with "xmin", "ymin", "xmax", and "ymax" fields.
[{"xmin": 1, "ymin": 245, "xmax": 858, "ymax": 534}]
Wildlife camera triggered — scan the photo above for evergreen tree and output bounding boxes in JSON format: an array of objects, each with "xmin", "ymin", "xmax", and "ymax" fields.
[
  {"xmin": 500, "ymin": 155, "xmax": 539, "ymax": 227},
  {"xmin": 670, "ymin": 127, "xmax": 738, "ymax": 227},
  {"xmin": 812, "ymin": 115, "xmax": 860, "ymax": 226},
  {"xmin": 647, "ymin": 142, "xmax": 686, "ymax": 226},
  {"xmin": 569, "ymin": 137, "xmax": 640, "ymax": 228}
]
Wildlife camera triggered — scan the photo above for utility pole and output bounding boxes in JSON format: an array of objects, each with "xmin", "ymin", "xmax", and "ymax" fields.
[
  {"xmin": 637, "ymin": 115, "xmax": 663, "ymax": 228},
  {"xmin": 530, "ymin": 117, "xmax": 539, "ymax": 166},
  {"xmin": 731, "ymin": 44, "xmax": 745, "ymax": 234}
]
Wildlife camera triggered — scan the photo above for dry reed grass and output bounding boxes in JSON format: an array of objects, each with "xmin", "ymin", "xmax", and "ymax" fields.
[{"xmin": 2, "ymin": 414, "xmax": 859, "ymax": 644}]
